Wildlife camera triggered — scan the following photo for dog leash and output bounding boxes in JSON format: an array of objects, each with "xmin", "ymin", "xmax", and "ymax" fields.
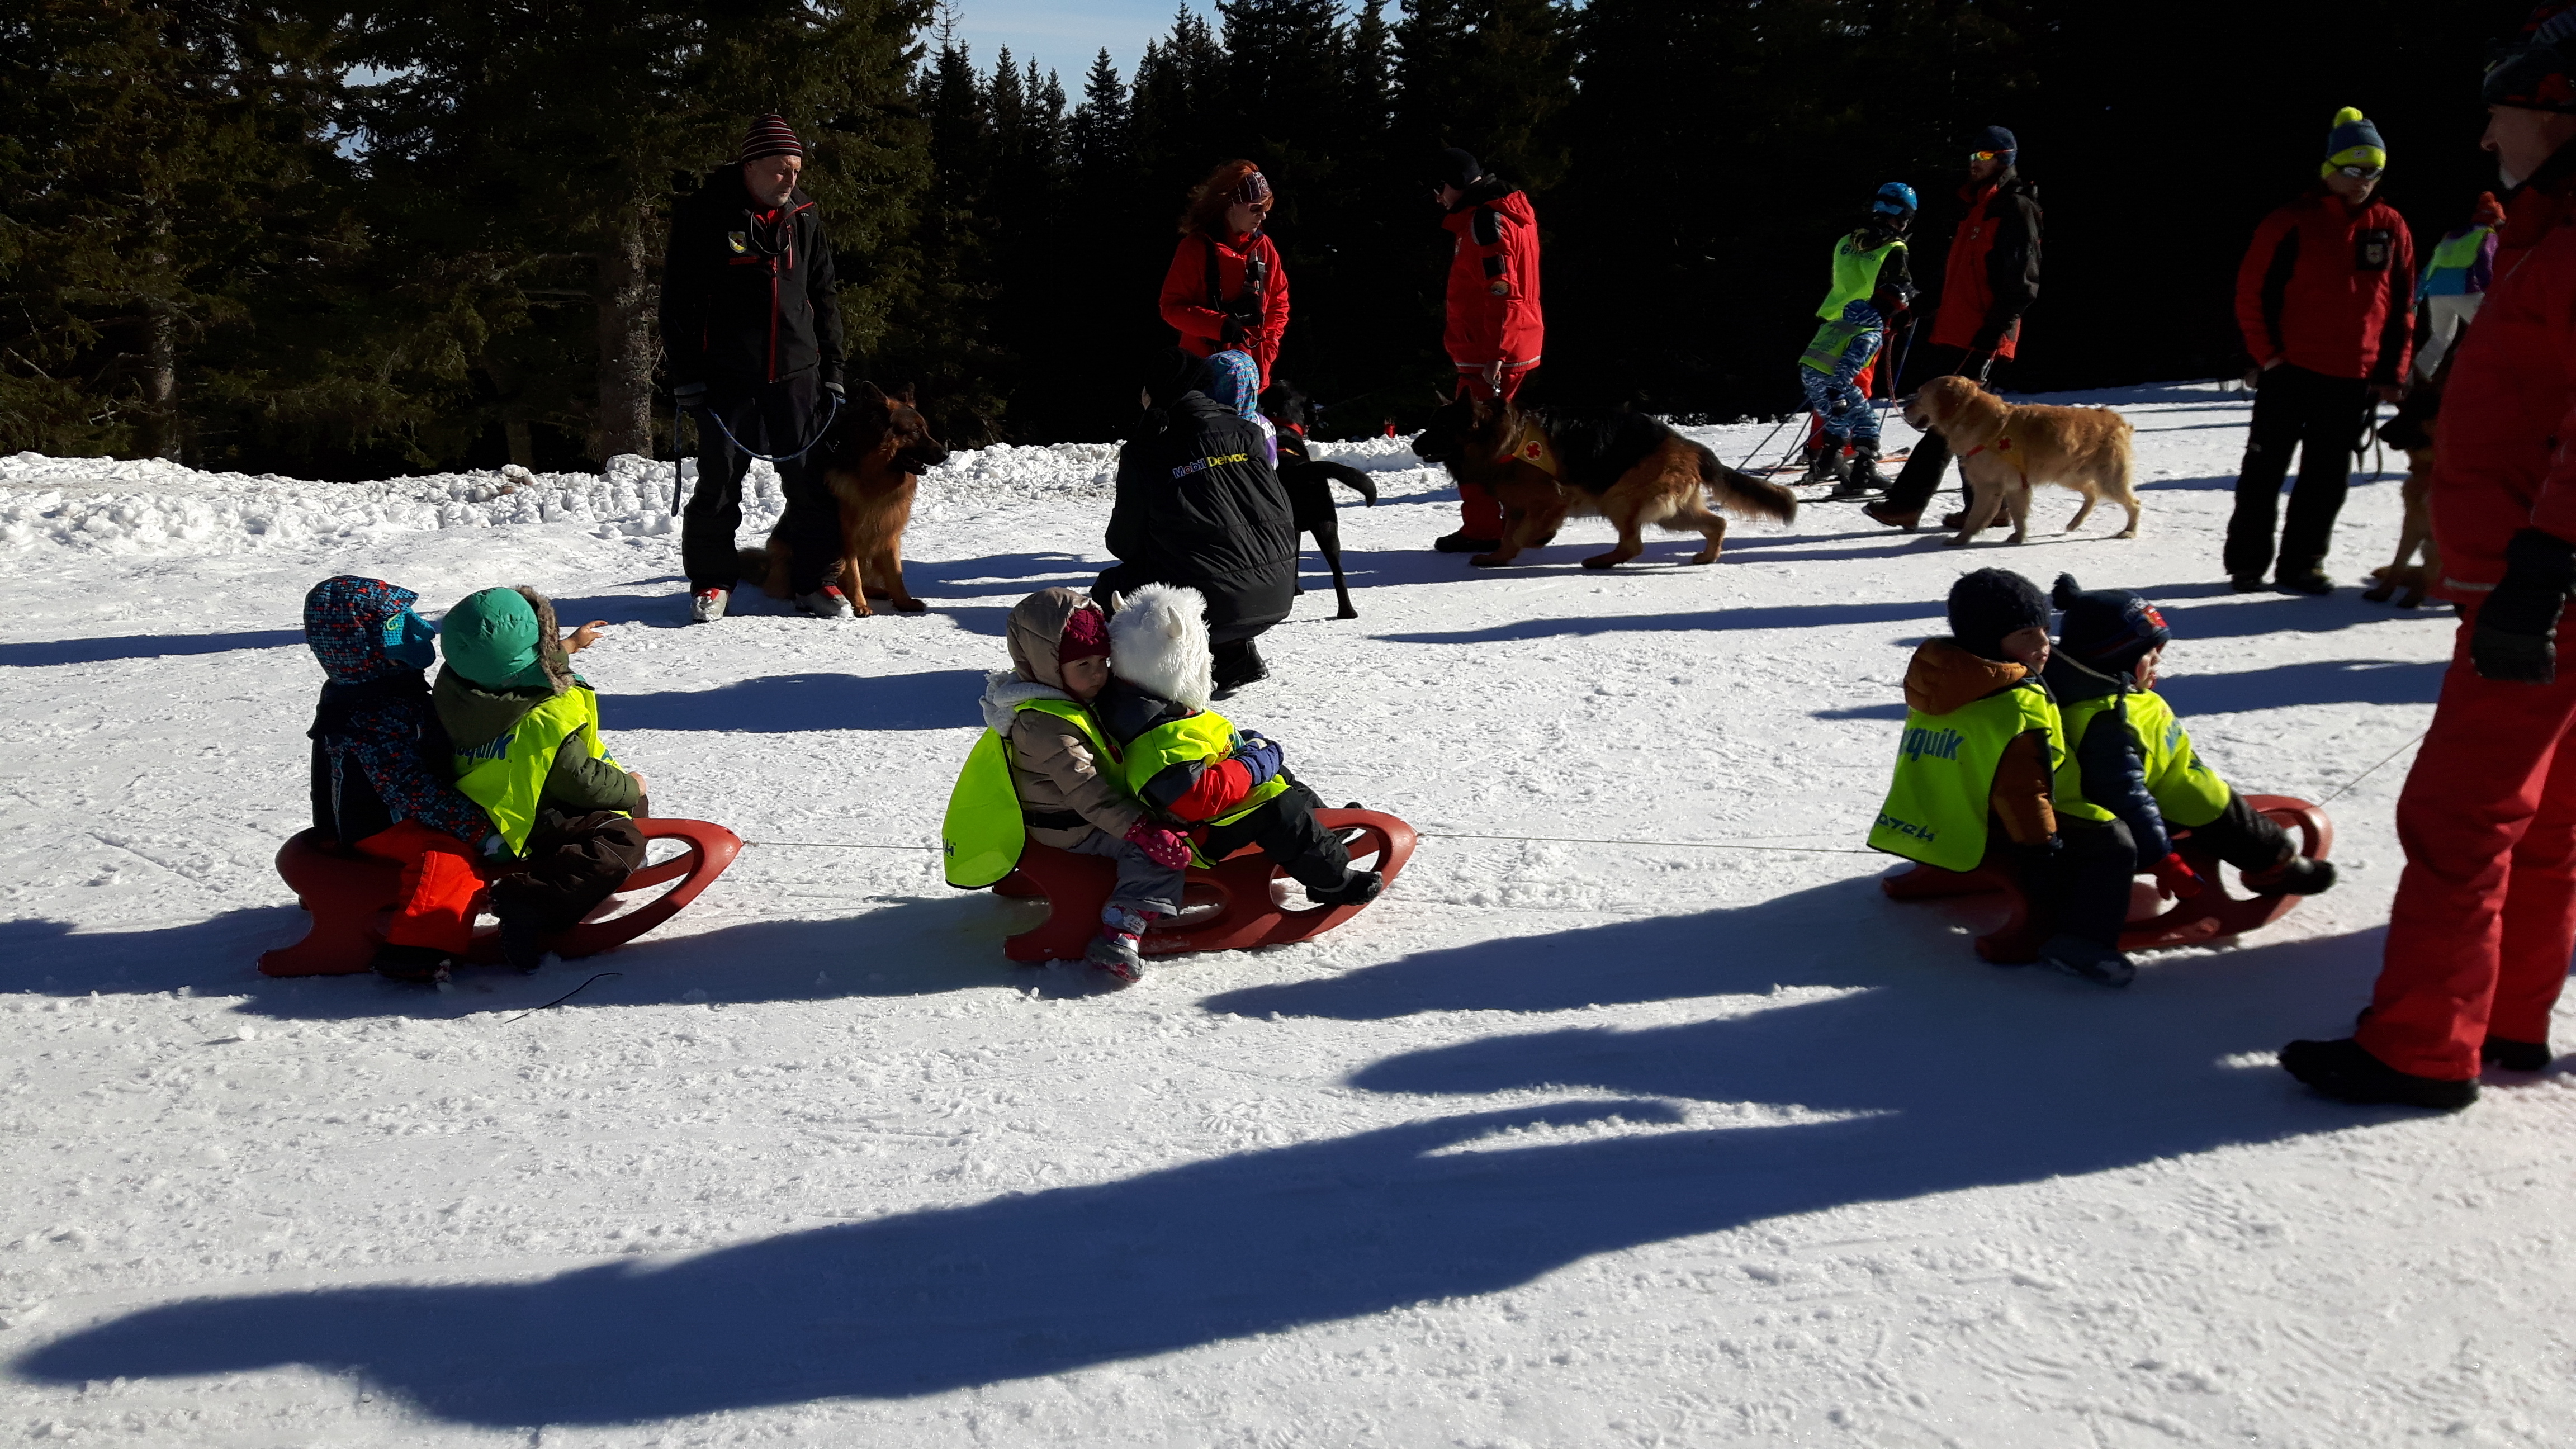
[{"xmin": 697, "ymin": 390, "xmax": 844, "ymax": 465}]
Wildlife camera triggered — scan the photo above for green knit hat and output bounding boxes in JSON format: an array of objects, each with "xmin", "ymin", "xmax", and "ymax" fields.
[{"xmin": 439, "ymin": 586, "xmax": 550, "ymax": 688}]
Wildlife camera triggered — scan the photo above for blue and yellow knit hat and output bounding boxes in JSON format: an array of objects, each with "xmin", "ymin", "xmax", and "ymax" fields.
[{"xmin": 2323, "ymin": 106, "xmax": 2386, "ymax": 178}]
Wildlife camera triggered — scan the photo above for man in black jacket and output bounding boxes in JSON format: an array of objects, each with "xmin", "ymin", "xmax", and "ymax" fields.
[
  {"xmin": 1093, "ymin": 350, "xmax": 1299, "ymax": 694},
  {"xmin": 1863, "ymin": 126, "xmax": 2044, "ymax": 530},
  {"xmin": 661, "ymin": 115, "xmax": 850, "ymax": 622}
]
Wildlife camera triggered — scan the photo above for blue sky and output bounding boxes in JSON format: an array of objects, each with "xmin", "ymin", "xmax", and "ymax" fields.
[{"xmin": 946, "ymin": 1, "xmax": 1217, "ymax": 89}]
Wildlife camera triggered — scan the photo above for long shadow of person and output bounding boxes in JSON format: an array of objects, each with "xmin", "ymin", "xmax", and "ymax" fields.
[{"xmin": 12, "ymin": 883, "xmax": 2385, "ymax": 1428}]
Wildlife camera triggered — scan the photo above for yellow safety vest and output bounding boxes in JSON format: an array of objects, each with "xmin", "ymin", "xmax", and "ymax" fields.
[
  {"xmin": 940, "ymin": 698, "xmax": 1123, "ymax": 889},
  {"xmin": 2129, "ymin": 689, "xmax": 2233, "ymax": 828},
  {"xmin": 1868, "ymin": 679, "xmax": 2069, "ymax": 872},
  {"xmin": 450, "ymin": 685, "xmax": 621, "ymax": 856},
  {"xmin": 1120, "ymin": 707, "xmax": 1291, "ymax": 866}
]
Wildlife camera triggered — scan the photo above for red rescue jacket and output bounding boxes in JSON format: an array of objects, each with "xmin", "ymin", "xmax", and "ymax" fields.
[
  {"xmin": 1159, "ymin": 230, "xmax": 1291, "ymax": 387},
  {"xmin": 1928, "ymin": 172, "xmax": 2041, "ymax": 359},
  {"xmin": 1442, "ymin": 181, "xmax": 1544, "ymax": 371},
  {"xmin": 2233, "ymin": 186, "xmax": 2416, "ymax": 383},
  {"xmin": 2431, "ymin": 149, "xmax": 2576, "ymax": 602}
]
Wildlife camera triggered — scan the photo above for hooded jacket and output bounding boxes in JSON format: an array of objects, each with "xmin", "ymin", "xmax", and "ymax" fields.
[
  {"xmin": 2233, "ymin": 183, "xmax": 2415, "ymax": 383},
  {"xmin": 1902, "ymin": 640, "xmax": 2057, "ymax": 847},
  {"xmin": 430, "ymin": 588, "xmax": 640, "ymax": 818},
  {"xmin": 1442, "ymin": 177, "xmax": 1545, "ymax": 370},
  {"xmin": 1927, "ymin": 170, "xmax": 2042, "ymax": 359},
  {"xmin": 1106, "ymin": 392, "xmax": 1299, "ymax": 640},
  {"xmin": 1159, "ymin": 229, "xmax": 1292, "ymax": 388},
  {"xmin": 982, "ymin": 589, "xmax": 1144, "ymax": 849},
  {"xmin": 302, "ymin": 576, "xmax": 493, "ymax": 849},
  {"xmin": 659, "ymin": 163, "xmax": 846, "ymax": 392}
]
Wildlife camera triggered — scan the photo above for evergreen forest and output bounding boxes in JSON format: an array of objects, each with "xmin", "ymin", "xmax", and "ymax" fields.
[{"xmin": 0, "ymin": 0, "xmax": 2512, "ymax": 477}]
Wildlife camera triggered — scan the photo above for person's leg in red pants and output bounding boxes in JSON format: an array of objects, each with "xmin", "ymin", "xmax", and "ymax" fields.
[
  {"xmin": 2357, "ymin": 607, "xmax": 2576, "ymax": 1080},
  {"xmin": 1445, "ymin": 366, "xmax": 1537, "ymax": 544},
  {"xmin": 353, "ymin": 820, "xmax": 485, "ymax": 959}
]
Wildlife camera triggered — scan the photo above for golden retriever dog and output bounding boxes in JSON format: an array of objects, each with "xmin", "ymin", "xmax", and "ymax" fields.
[
  {"xmin": 1901, "ymin": 375, "xmax": 2139, "ymax": 548},
  {"xmin": 738, "ymin": 382, "xmax": 950, "ymax": 615},
  {"xmin": 1411, "ymin": 395, "xmax": 1798, "ymax": 569},
  {"xmin": 2362, "ymin": 415, "xmax": 2437, "ymax": 609}
]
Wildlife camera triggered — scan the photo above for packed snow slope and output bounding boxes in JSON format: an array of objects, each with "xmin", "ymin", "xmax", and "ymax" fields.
[{"xmin": 2, "ymin": 382, "xmax": 2559, "ymax": 1448}]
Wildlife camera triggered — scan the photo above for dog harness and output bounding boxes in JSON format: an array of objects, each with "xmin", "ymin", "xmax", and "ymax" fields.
[
  {"xmin": 1957, "ymin": 425, "xmax": 2030, "ymax": 482},
  {"xmin": 1497, "ymin": 414, "xmax": 1562, "ymax": 480}
]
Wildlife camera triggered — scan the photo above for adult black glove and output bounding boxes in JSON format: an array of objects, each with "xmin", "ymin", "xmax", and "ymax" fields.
[
  {"xmin": 1220, "ymin": 312, "xmax": 1253, "ymax": 348},
  {"xmin": 824, "ymin": 381, "xmax": 845, "ymax": 402},
  {"xmin": 674, "ymin": 381, "xmax": 709, "ymax": 414},
  {"xmin": 2472, "ymin": 528, "xmax": 2576, "ymax": 683}
]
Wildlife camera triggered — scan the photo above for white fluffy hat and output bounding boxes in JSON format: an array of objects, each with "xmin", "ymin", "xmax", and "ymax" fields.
[{"xmin": 1106, "ymin": 583, "xmax": 1213, "ymax": 709}]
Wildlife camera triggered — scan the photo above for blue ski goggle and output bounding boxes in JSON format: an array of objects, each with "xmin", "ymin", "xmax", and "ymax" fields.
[{"xmin": 382, "ymin": 608, "xmax": 438, "ymax": 669}]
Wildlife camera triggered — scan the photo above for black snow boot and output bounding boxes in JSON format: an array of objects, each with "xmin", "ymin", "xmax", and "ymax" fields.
[
  {"xmin": 2483, "ymin": 1036, "xmax": 2555, "ymax": 1072},
  {"xmin": 371, "ymin": 943, "xmax": 453, "ymax": 985},
  {"xmin": 1827, "ymin": 443, "xmax": 1891, "ymax": 500},
  {"xmin": 2242, "ymin": 852, "xmax": 2336, "ymax": 897},
  {"xmin": 2279, "ymin": 1037, "xmax": 2479, "ymax": 1110},
  {"xmin": 1307, "ymin": 868, "xmax": 1384, "ymax": 908},
  {"xmin": 1798, "ymin": 441, "xmax": 1849, "ymax": 487}
]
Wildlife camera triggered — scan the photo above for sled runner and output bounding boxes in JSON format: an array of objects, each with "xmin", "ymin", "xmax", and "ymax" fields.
[
  {"xmin": 1879, "ymin": 794, "xmax": 2333, "ymax": 963},
  {"xmin": 257, "ymin": 819, "xmax": 742, "ymax": 977},
  {"xmin": 989, "ymin": 807, "xmax": 1415, "ymax": 963}
]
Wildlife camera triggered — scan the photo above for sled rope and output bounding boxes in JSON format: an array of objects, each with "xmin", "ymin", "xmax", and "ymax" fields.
[
  {"xmin": 2318, "ymin": 728, "xmax": 2429, "ymax": 806},
  {"xmin": 505, "ymin": 971, "xmax": 622, "ymax": 1022},
  {"xmin": 740, "ymin": 833, "xmax": 1881, "ymax": 858}
]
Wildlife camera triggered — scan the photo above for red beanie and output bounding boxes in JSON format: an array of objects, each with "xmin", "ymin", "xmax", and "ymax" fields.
[
  {"xmin": 1059, "ymin": 604, "xmax": 1111, "ymax": 666},
  {"xmin": 739, "ymin": 115, "xmax": 804, "ymax": 163}
]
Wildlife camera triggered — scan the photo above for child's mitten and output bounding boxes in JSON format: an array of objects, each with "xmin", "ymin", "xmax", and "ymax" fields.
[
  {"xmin": 1126, "ymin": 819, "xmax": 1194, "ymax": 870},
  {"xmin": 1233, "ymin": 731, "xmax": 1284, "ymax": 788},
  {"xmin": 2150, "ymin": 851, "xmax": 2203, "ymax": 900}
]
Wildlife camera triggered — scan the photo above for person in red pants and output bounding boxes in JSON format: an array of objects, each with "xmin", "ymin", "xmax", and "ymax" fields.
[
  {"xmin": 1429, "ymin": 148, "xmax": 1543, "ymax": 553},
  {"xmin": 301, "ymin": 576, "xmax": 503, "ymax": 983},
  {"xmin": 2281, "ymin": 8, "xmax": 2576, "ymax": 1110}
]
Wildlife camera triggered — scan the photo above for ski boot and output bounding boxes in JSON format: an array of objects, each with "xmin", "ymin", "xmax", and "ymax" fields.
[
  {"xmin": 1797, "ymin": 441, "xmax": 1849, "ymax": 489},
  {"xmin": 1826, "ymin": 442, "xmax": 1891, "ymax": 500}
]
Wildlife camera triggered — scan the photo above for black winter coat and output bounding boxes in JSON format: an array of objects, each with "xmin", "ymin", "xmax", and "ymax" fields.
[
  {"xmin": 1106, "ymin": 392, "xmax": 1298, "ymax": 639},
  {"xmin": 659, "ymin": 165, "xmax": 845, "ymax": 392}
]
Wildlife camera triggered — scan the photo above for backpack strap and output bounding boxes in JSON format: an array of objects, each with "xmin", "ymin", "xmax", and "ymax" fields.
[{"xmin": 1204, "ymin": 231, "xmax": 1226, "ymax": 310}]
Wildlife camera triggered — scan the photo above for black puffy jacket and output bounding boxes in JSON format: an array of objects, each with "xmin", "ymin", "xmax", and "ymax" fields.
[
  {"xmin": 659, "ymin": 164, "xmax": 845, "ymax": 391},
  {"xmin": 1105, "ymin": 393, "xmax": 1298, "ymax": 639}
]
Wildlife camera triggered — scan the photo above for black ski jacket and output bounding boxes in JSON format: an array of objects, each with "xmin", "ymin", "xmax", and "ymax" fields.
[
  {"xmin": 660, "ymin": 164, "xmax": 846, "ymax": 392},
  {"xmin": 1106, "ymin": 392, "xmax": 1298, "ymax": 640}
]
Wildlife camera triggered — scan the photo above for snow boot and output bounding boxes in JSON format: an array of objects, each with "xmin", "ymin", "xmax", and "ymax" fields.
[
  {"xmin": 1086, "ymin": 905, "xmax": 1152, "ymax": 985},
  {"xmin": 371, "ymin": 944, "xmax": 452, "ymax": 985},
  {"xmin": 1307, "ymin": 868, "xmax": 1384, "ymax": 908},
  {"xmin": 2483, "ymin": 1036, "xmax": 2555, "ymax": 1072},
  {"xmin": 2034, "ymin": 934, "xmax": 2135, "ymax": 988},
  {"xmin": 2275, "ymin": 571, "xmax": 2334, "ymax": 596},
  {"xmin": 2279, "ymin": 1038, "xmax": 2479, "ymax": 1110},
  {"xmin": 689, "ymin": 587, "xmax": 728, "ymax": 624},
  {"xmin": 1434, "ymin": 530, "xmax": 1500, "ymax": 553},
  {"xmin": 1798, "ymin": 441, "xmax": 1850, "ymax": 487},
  {"xmin": 1861, "ymin": 499, "xmax": 1919, "ymax": 531},
  {"xmin": 2241, "ymin": 851, "xmax": 2336, "ymax": 897},
  {"xmin": 496, "ymin": 903, "xmax": 549, "ymax": 974},
  {"xmin": 1826, "ymin": 442, "xmax": 1893, "ymax": 500},
  {"xmin": 797, "ymin": 584, "xmax": 855, "ymax": 619},
  {"xmin": 1211, "ymin": 639, "xmax": 1268, "ymax": 698}
]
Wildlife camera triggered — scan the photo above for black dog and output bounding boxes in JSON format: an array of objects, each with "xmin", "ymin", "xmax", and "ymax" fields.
[{"xmin": 1258, "ymin": 380, "xmax": 1378, "ymax": 619}]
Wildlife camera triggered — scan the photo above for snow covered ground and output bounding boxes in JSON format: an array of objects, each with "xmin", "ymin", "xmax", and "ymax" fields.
[{"xmin": 2, "ymin": 381, "xmax": 2556, "ymax": 1447}]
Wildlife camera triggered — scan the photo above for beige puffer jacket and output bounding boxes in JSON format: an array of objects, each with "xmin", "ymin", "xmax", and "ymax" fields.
[{"xmin": 981, "ymin": 588, "xmax": 1141, "ymax": 848}]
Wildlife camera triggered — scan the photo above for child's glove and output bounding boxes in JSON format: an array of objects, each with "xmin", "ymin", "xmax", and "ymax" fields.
[
  {"xmin": 2150, "ymin": 851, "xmax": 2203, "ymax": 900},
  {"xmin": 1125, "ymin": 819, "xmax": 1194, "ymax": 870},
  {"xmin": 1232, "ymin": 731, "xmax": 1284, "ymax": 788}
]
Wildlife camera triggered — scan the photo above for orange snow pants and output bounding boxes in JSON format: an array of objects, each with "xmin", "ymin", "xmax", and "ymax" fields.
[
  {"xmin": 353, "ymin": 821, "xmax": 485, "ymax": 955},
  {"xmin": 2360, "ymin": 604, "xmax": 2576, "ymax": 1079}
]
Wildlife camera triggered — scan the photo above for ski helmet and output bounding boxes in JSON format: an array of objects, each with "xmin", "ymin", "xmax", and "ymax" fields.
[{"xmin": 1872, "ymin": 182, "xmax": 1919, "ymax": 220}]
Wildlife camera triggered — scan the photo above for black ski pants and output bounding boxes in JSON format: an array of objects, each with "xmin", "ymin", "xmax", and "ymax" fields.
[
  {"xmin": 2222, "ymin": 363, "xmax": 2374, "ymax": 583},
  {"xmin": 681, "ymin": 374, "xmax": 841, "ymax": 594},
  {"xmin": 1199, "ymin": 781, "xmax": 1351, "ymax": 891},
  {"xmin": 1878, "ymin": 344, "xmax": 2011, "ymax": 518},
  {"xmin": 2001, "ymin": 817, "xmax": 2138, "ymax": 950},
  {"xmin": 488, "ymin": 810, "xmax": 648, "ymax": 934}
]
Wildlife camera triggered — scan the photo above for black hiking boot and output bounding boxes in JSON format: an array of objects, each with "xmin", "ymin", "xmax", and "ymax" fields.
[
  {"xmin": 2484, "ymin": 1036, "xmax": 2555, "ymax": 1072},
  {"xmin": 1307, "ymin": 869, "xmax": 1384, "ymax": 908},
  {"xmin": 2242, "ymin": 853, "xmax": 2336, "ymax": 897},
  {"xmin": 371, "ymin": 943, "xmax": 453, "ymax": 985},
  {"xmin": 2275, "ymin": 571, "xmax": 2334, "ymax": 596},
  {"xmin": 1434, "ymin": 531, "xmax": 1500, "ymax": 553},
  {"xmin": 2280, "ymin": 1038, "xmax": 2478, "ymax": 1109}
]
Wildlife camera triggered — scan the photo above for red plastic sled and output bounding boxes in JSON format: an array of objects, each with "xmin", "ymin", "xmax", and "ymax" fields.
[
  {"xmin": 258, "ymin": 818, "xmax": 742, "ymax": 977},
  {"xmin": 1880, "ymin": 794, "xmax": 2333, "ymax": 964},
  {"xmin": 991, "ymin": 808, "xmax": 1417, "ymax": 963}
]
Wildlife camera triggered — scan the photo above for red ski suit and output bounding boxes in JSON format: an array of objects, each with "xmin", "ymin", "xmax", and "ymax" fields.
[
  {"xmin": 2360, "ymin": 154, "xmax": 2576, "ymax": 1079},
  {"xmin": 1442, "ymin": 184, "xmax": 1544, "ymax": 535},
  {"xmin": 1159, "ymin": 230, "xmax": 1291, "ymax": 388},
  {"xmin": 2231, "ymin": 187, "xmax": 2416, "ymax": 382},
  {"xmin": 1927, "ymin": 174, "xmax": 2041, "ymax": 361}
]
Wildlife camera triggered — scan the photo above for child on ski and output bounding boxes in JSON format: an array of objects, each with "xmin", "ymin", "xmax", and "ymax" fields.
[
  {"xmin": 962, "ymin": 587, "xmax": 1191, "ymax": 984},
  {"xmin": 1801, "ymin": 182, "xmax": 1919, "ymax": 499},
  {"xmin": 1095, "ymin": 583, "xmax": 1381, "ymax": 972},
  {"xmin": 432, "ymin": 586, "xmax": 647, "ymax": 971},
  {"xmin": 1869, "ymin": 568, "xmax": 2141, "ymax": 986},
  {"xmin": 301, "ymin": 576, "xmax": 503, "ymax": 983},
  {"xmin": 2043, "ymin": 574, "xmax": 2337, "ymax": 898}
]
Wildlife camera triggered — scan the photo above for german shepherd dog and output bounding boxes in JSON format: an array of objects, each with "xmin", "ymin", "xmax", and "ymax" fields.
[
  {"xmin": 1259, "ymin": 380, "xmax": 1378, "ymax": 619},
  {"xmin": 2364, "ymin": 406, "xmax": 2438, "ymax": 608},
  {"xmin": 1412, "ymin": 395, "xmax": 1798, "ymax": 569},
  {"xmin": 739, "ymin": 382, "xmax": 950, "ymax": 615}
]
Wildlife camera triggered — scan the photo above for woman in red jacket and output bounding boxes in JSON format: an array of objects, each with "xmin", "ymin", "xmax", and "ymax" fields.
[{"xmin": 1158, "ymin": 162, "xmax": 1291, "ymax": 389}]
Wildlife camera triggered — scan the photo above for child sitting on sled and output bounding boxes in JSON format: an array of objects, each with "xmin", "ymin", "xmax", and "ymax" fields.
[
  {"xmin": 2042, "ymin": 574, "xmax": 2336, "ymax": 898},
  {"xmin": 1096, "ymin": 584, "xmax": 1382, "ymax": 967},
  {"xmin": 1869, "ymin": 569, "xmax": 2143, "ymax": 986},
  {"xmin": 431, "ymin": 586, "xmax": 648, "ymax": 974},
  {"xmin": 958, "ymin": 587, "xmax": 1191, "ymax": 984},
  {"xmin": 302, "ymin": 576, "xmax": 504, "ymax": 983}
]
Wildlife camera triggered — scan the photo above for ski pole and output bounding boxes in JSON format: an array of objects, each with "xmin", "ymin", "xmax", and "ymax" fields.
[
  {"xmin": 1733, "ymin": 413, "xmax": 1793, "ymax": 473},
  {"xmin": 1873, "ymin": 319, "xmax": 1917, "ymax": 439}
]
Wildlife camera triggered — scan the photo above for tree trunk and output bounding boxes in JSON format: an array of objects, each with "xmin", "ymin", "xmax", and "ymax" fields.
[
  {"xmin": 483, "ymin": 361, "xmax": 538, "ymax": 470},
  {"xmin": 591, "ymin": 203, "xmax": 657, "ymax": 462},
  {"xmin": 142, "ymin": 202, "xmax": 180, "ymax": 462}
]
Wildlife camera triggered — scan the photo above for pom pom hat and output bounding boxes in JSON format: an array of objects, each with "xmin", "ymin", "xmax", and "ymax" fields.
[
  {"xmin": 2051, "ymin": 574, "xmax": 2172, "ymax": 677},
  {"xmin": 2322, "ymin": 106, "xmax": 2386, "ymax": 178}
]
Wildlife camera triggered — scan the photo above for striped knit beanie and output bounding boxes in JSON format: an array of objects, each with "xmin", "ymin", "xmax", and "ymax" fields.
[
  {"xmin": 2323, "ymin": 107, "xmax": 2386, "ymax": 178},
  {"xmin": 1233, "ymin": 169, "xmax": 1272, "ymax": 206},
  {"xmin": 739, "ymin": 115, "xmax": 804, "ymax": 163}
]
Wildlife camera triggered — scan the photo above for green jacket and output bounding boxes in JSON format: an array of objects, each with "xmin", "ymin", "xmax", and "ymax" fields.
[{"xmin": 433, "ymin": 665, "xmax": 641, "ymax": 817}]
